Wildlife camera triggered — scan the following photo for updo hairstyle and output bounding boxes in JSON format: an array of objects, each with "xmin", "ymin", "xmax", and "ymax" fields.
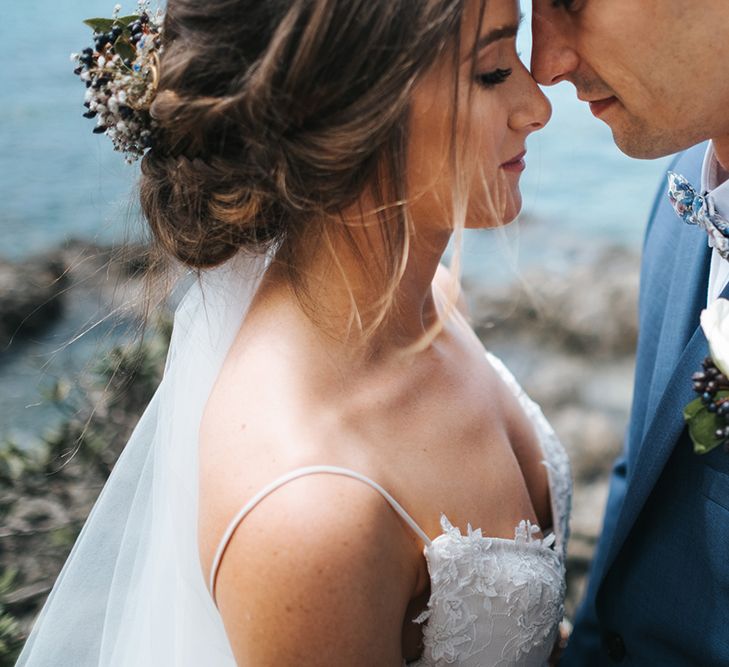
[{"xmin": 140, "ymin": 0, "xmax": 480, "ymax": 331}]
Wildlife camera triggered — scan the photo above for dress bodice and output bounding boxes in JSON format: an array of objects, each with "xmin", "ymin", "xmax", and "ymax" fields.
[{"xmin": 208, "ymin": 351, "xmax": 572, "ymax": 666}]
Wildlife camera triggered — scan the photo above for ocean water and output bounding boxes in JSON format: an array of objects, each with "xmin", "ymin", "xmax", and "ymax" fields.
[{"xmin": 1, "ymin": 1, "xmax": 673, "ymax": 442}]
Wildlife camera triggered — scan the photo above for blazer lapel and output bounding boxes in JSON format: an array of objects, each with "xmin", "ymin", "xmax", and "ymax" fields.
[{"xmin": 601, "ymin": 236, "xmax": 721, "ymax": 577}]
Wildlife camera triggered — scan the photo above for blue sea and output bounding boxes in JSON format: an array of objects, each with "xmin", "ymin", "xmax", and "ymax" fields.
[{"xmin": 1, "ymin": 1, "xmax": 672, "ymax": 442}]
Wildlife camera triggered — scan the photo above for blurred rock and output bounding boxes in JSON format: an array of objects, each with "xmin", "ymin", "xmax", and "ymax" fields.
[
  {"xmin": 0, "ymin": 256, "xmax": 67, "ymax": 348},
  {"xmin": 471, "ymin": 245, "xmax": 640, "ymax": 358},
  {"xmin": 550, "ymin": 406, "xmax": 624, "ymax": 483},
  {"xmin": 0, "ymin": 240, "xmax": 152, "ymax": 354}
]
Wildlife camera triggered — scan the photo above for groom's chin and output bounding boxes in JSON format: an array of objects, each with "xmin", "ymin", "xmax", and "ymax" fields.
[
  {"xmin": 613, "ymin": 130, "xmax": 700, "ymax": 160},
  {"xmin": 608, "ymin": 120, "xmax": 699, "ymax": 161}
]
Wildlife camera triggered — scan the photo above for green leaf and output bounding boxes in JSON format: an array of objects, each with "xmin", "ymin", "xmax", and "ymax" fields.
[
  {"xmin": 114, "ymin": 37, "xmax": 136, "ymax": 63},
  {"xmin": 83, "ymin": 15, "xmax": 140, "ymax": 34},
  {"xmin": 683, "ymin": 390, "xmax": 729, "ymax": 455},
  {"xmin": 116, "ymin": 15, "xmax": 141, "ymax": 27},
  {"xmin": 83, "ymin": 18, "xmax": 116, "ymax": 33}
]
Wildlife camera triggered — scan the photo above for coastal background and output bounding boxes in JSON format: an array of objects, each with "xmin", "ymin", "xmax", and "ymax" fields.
[
  {"xmin": 1, "ymin": 0, "xmax": 674, "ymax": 657},
  {"xmin": 1, "ymin": 0, "xmax": 672, "ymax": 444}
]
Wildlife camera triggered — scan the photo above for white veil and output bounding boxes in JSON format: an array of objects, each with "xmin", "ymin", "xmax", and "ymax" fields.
[{"xmin": 16, "ymin": 251, "xmax": 270, "ymax": 666}]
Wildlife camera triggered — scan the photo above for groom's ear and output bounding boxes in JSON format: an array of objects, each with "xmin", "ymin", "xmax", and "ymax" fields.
[{"xmin": 530, "ymin": 0, "xmax": 580, "ymax": 87}]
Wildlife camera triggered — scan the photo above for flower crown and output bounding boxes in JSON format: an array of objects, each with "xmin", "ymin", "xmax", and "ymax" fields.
[{"xmin": 72, "ymin": 2, "xmax": 163, "ymax": 163}]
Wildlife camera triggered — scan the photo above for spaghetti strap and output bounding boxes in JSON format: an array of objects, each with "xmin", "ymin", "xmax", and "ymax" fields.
[{"xmin": 208, "ymin": 465, "xmax": 432, "ymax": 605}]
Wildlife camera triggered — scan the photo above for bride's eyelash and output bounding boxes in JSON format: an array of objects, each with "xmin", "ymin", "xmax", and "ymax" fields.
[
  {"xmin": 552, "ymin": 0, "xmax": 575, "ymax": 8},
  {"xmin": 477, "ymin": 68, "xmax": 513, "ymax": 88}
]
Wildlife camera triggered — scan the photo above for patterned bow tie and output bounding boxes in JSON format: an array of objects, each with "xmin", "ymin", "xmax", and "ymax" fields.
[{"xmin": 668, "ymin": 171, "xmax": 729, "ymax": 260}]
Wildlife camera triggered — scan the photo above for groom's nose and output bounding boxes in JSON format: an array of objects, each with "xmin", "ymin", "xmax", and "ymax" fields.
[{"xmin": 530, "ymin": 3, "xmax": 580, "ymax": 86}]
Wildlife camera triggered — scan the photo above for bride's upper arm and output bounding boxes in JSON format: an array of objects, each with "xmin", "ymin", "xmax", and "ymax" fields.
[{"xmin": 213, "ymin": 473, "xmax": 417, "ymax": 666}]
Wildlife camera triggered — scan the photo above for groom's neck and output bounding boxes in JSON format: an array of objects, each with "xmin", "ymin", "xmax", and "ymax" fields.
[{"xmin": 712, "ymin": 136, "xmax": 729, "ymax": 174}]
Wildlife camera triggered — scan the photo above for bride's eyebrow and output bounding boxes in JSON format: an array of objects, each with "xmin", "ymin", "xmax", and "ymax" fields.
[{"xmin": 473, "ymin": 13, "xmax": 524, "ymax": 52}]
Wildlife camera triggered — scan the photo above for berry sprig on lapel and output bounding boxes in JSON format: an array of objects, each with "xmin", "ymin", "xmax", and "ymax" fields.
[{"xmin": 685, "ymin": 298, "xmax": 729, "ymax": 454}]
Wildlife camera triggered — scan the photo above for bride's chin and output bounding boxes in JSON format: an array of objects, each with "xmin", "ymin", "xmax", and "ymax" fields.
[{"xmin": 464, "ymin": 195, "xmax": 522, "ymax": 228}]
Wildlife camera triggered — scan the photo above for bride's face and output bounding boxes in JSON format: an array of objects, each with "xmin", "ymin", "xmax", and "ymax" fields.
[{"xmin": 407, "ymin": 0, "xmax": 551, "ymax": 230}]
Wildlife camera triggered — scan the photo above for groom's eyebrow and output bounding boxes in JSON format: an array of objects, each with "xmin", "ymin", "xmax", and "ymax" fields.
[{"xmin": 474, "ymin": 13, "xmax": 524, "ymax": 52}]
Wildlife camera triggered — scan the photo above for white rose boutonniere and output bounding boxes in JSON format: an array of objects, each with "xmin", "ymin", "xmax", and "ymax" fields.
[
  {"xmin": 685, "ymin": 298, "xmax": 729, "ymax": 455},
  {"xmin": 701, "ymin": 298, "xmax": 729, "ymax": 376}
]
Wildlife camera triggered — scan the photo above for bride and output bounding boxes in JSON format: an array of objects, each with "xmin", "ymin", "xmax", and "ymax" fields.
[{"xmin": 18, "ymin": 0, "xmax": 570, "ymax": 664}]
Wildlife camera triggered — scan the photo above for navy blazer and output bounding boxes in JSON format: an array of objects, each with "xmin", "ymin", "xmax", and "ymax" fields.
[{"xmin": 563, "ymin": 143, "xmax": 729, "ymax": 666}]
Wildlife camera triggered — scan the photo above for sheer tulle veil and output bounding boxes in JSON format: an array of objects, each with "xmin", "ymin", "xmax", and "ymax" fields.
[{"xmin": 17, "ymin": 251, "xmax": 271, "ymax": 665}]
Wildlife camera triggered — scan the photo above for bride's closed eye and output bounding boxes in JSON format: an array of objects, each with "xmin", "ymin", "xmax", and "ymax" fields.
[{"xmin": 477, "ymin": 67, "xmax": 513, "ymax": 88}]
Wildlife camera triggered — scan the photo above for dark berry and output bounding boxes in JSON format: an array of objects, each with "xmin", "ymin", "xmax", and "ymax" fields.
[
  {"xmin": 692, "ymin": 372, "xmax": 707, "ymax": 382},
  {"xmin": 83, "ymin": 110, "xmax": 97, "ymax": 119},
  {"xmin": 694, "ymin": 382, "xmax": 705, "ymax": 393},
  {"xmin": 131, "ymin": 21, "xmax": 142, "ymax": 34},
  {"xmin": 82, "ymin": 47, "xmax": 93, "ymax": 56},
  {"xmin": 707, "ymin": 381, "xmax": 718, "ymax": 393},
  {"xmin": 119, "ymin": 105, "xmax": 133, "ymax": 120},
  {"xmin": 139, "ymin": 13, "xmax": 149, "ymax": 24},
  {"xmin": 73, "ymin": 66, "xmax": 83, "ymax": 76},
  {"xmin": 702, "ymin": 392, "xmax": 714, "ymax": 404},
  {"xmin": 92, "ymin": 125, "xmax": 107, "ymax": 134},
  {"xmin": 708, "ymin": 402, "xmax": 718, "ymax": 413},
  {"xmin": 111, "ymin": 26, "xmax": 123, "ymax": 40}
]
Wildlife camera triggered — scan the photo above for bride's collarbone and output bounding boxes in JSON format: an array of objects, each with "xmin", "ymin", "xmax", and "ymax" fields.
[{"xmin": 203, "ymin": 347, "xmax": 548, "ymax": 534}]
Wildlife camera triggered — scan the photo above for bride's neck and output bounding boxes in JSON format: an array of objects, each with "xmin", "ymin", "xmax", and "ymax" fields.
[{"xmin": 252, "ymin": 222, "xmax": 452, "ymax": 362}]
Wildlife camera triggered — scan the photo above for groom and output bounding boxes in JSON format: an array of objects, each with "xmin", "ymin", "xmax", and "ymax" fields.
[{"xmin": 531, "ymin": 1, "xmax": 729, "ymax": 665}]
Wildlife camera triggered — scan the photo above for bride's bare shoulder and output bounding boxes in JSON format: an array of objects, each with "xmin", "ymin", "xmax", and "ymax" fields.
[{"xmin": 201, "ymin": 461, "xmax": 419, "ymax": 665}]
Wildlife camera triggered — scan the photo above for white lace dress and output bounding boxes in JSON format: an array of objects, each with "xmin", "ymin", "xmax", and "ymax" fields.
[{"xmin": 208, "ymin": 351, "xmax": 572, "ymax": 666}]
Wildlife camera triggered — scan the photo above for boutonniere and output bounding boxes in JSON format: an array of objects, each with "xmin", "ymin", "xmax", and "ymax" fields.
[{"xmin": 685, "ymin": 298, "xmax": 729, "ymax": 454}]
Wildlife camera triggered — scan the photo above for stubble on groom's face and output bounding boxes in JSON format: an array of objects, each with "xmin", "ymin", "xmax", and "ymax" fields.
[{"xmin": 530, "ymin": 0, "xmax": 729, "ymax": 160}]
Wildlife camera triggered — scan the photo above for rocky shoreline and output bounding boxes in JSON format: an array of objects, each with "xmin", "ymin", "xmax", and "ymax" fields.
[{"xmin": 0, "ymin": 242, "xmax": 640, "ymax": 658}]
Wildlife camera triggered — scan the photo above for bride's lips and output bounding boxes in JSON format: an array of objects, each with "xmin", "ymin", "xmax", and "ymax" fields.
[
  {"xmin": 588, "ymin": 96, "xmax": 618, "ymax": 118},
  {"xmin": 500, "ymin": 151, "xmax": 526, "ymax": 173}
]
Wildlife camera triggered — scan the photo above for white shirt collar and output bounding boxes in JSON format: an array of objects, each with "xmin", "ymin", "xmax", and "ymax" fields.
[
  {"xmin": 701, "ymin": 141, "xmax": 729, "ymax": 212},
  {"xmin": 702, "ymin": 141, "xmax": 729, "ymax": 304}
]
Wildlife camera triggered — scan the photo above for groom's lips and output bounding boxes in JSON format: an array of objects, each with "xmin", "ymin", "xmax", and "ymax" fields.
[{"xmin": 587, "ymin": 96, "xmax": 618, "ymax": 118}]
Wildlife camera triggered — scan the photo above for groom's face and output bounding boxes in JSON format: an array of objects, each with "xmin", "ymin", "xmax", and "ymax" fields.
[{"xmin": 530, "ymin": 0, "xmax": 729, "ymax": 160}]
